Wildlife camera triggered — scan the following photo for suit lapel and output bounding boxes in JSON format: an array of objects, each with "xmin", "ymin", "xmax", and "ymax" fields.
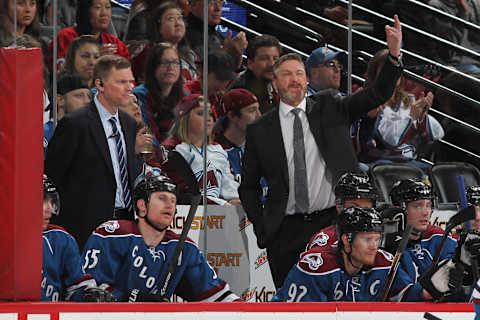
[
  {"xmin": 265, "ymin": 109, "xmax": 289, "ymax": 186},
  {"xmin": 87, "ymin": 102, "xmax": 115, "ymax": 179}
]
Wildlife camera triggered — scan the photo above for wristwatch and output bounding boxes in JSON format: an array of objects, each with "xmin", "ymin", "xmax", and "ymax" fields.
[{"xmin": 388, "ymin": 52, "xmax": 403, "ymax": 67}]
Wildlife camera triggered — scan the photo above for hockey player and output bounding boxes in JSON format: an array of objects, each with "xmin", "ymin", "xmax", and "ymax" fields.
[
  {"xmin": 81, "ymin": 167, "xmax": 241, "ymax": 302},
  {"xmin": 272, "ymin": 207, "xmax": 422, "ymax": 302},
  {"xmin": 386, "ymin": 178, "xmax": 472, "ymax": 300},
  {"xmin": 42, "ymin": 175, "xmax": 112, "ymax": 302},
  {"xmin": 467, "ymin": 186, "xmax": 480, "ymax": 231},
  {"xmin": 306, "ymin": 172, "xmax": 378, "ymax": 251}
]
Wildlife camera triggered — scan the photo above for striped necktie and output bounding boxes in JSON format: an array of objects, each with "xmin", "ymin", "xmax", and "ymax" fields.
[{"xmin": 109, "ymin": 117, "xmax": 132, "ymax": 209}]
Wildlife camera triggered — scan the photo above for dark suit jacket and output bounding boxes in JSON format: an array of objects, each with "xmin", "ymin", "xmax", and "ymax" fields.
[
  {"xmin": 45, "ymin": 101, "xmax": 137, "ymax": 249},
  {"xmin": 239, "ymin": 59, "xmax": 402, "ymax": 249}
]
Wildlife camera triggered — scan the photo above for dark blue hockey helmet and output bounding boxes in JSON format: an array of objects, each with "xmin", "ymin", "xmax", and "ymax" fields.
[{"xmin": 43, "ymin": 174, "xmax": 60, "ymax": 215}]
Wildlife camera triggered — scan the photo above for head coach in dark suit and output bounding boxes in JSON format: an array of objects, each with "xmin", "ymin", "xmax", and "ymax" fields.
[
  {"xmin": 46, "ymin": 55, "xmax": 151, "ymax": 250},
  {"xmin": 239, "ymin": 15, "xmax": 404, "ymax": 289}
]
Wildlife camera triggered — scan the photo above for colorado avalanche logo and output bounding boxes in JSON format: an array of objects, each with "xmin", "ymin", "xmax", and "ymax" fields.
[
  {"xmin": 148, "ymin": 247, "xmax": 166, "ymax": 262},
  {"xmin": 300, "ymin": 253, "xmax": 323, "ymax": 270},
  {"xmin": 100, "ymin": 221, "xmax": 120, "ymax": 233},
  {"xmin": 310, "ymin": 232, "xmax": 329, "ymax": 248}
]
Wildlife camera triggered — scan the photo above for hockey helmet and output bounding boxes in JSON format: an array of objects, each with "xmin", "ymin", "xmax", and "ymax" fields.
[
  {"xmin": 43, "ymin": 174, "xmax": 60, "ymax": 215},
  {"xmin": 335, "ymin": 172, "xmax": 379, "ymax": 203},
  {"xmin": 467, "ymin": 186, "xmax": 480, "ymax": 207},
  {"xmin": 389, "ymin": 178, "xmax": 434, "ymax": 208},
  {"xmin": 337, "ymin": 206, "xmax": 383, "ymax": 245}
]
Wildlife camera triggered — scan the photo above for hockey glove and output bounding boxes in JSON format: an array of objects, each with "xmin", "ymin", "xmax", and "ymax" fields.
[
  {"xmin": 82, "ymin": 287, "xmax": 117, "ymax": 302},
  {"xmin": 124, "ymin": 289, "xmax": 170, "ymax": 302},
  {"xmin": 419, "ymin": 259, "xmax": 465, "ymax": 300},
  {"xmin": 456, "ymin": 229, "xmax": 480, "ymax": 266}
]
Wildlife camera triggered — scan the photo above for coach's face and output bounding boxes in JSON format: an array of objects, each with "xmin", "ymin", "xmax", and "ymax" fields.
[
  {"xmin": 101, "ymin": 67, "xmax": 134, "ymax": 113},
  {"xmin": 273, "ymin": 59, "xmax": 307, "ymax": 107}
]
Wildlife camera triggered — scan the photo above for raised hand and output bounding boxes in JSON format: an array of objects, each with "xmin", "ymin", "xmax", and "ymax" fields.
[{"xmin": 385, "ymin": 14, "xmax": 402, "ymax": 57}]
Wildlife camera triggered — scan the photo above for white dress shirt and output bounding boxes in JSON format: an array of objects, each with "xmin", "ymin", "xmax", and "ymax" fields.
[
  {"xmin": 94, "ymin": 94, "xmax": 128, "ymax": 208},
  {"xmin": 279, "ymin": 98, "xmax": 336, "ymax": 215}
]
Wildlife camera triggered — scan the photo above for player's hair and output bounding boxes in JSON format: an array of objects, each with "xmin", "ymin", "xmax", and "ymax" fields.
[
  {"xmin": 93, "ymin": 54, "xmax": 131, "ymax": 83},
  {"xmin": 63, "ymin": 35, "xmax": 100, "ymax": 77},
  {"xmin": 246, "ymin": 34, "xmax": 281, "ymax": 60},
  {"xmin": 272, "ymin": 53, "xmax": 305, "ymax": 78}
]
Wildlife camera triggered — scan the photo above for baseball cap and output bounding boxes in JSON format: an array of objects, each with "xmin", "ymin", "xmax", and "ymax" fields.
[
  {"xmin": 199, "ymin": 51, "xmax": 236, "ymax": 81},
  {"xmin": 218, "ymin": 89, "xmax": 258, "ymax": 117},
  {"xmin": 57, "ymin": 74, "xmax": 89, "ymax": 95},
  {"xmin": 305, "ymin": 47, "xmax": 346, "ymax": 73},
  {"xmin": 175, "ymin": 94, "xmax": 203, "ymax": 119}
]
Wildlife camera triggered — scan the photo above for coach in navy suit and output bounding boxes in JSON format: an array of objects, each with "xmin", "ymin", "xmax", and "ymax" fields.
[
  {"xmin": 239, "ymin": 16, "xmax": 404, "ymax": 288},
  {"xmin": 46, "ymin": 55, "xmax": 146, "ymax": 250}
]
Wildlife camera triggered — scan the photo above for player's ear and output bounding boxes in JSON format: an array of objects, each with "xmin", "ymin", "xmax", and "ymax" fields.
[
  {"xmin": 341, "ymin": 234, "xmax": 351, "ymax": 253},
  {"xmin": 137, "ymin": 199, "xmax": 147, "ymax": 217}
]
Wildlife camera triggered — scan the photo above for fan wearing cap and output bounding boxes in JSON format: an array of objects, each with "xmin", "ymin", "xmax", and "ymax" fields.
[
  {"xmin": 305, "ymin": 46, "xmax": 346, "ymax": 96},
  {"xmin": 171, "ymin": 94, "xmax": 241, "ymax": 205},
  {"xmin": 43, "ymin": 74, "xmax": 91, "ymax": 158},
  {"xmin": 81, "ymin": 165, "xmax": 240, "ymax": 302},
  {"xmin": 213, "ymin": 89, "xmax": 260, "ymax": 183},
  {"xmin": 183, "ymin": 51, "xmax": 237, "ymax": 119}
]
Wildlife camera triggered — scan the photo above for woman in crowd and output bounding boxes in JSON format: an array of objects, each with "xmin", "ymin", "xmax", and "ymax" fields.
[
  {"xmin": 130, "ymin": 1, "xmax": 198, "ymax": 83},
  {"xmin": 62, "ymin": 36, "xmax": 100, "ymax": 87},
  {"xmin": 172, "ymin": 94, "xmax": 241, "ymax": 205},
  {"xmin": 133, "ymin": 42, "xmax": 185, "ymax": 145},
  {"xmin": 359, "ymin": 48, "xmax": 444, "ymax": 171},
  {"xmin": 0, "ymin": 0, "xmax": 40, "ymax": 46},
  {"xmin": 50, "ymin": 0, "xmax": 129, "ymax": 73}
]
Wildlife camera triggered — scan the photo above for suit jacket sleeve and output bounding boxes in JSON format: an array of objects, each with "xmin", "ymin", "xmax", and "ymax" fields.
[
  {"xmin": 336, "ymin": 58, "xmax": 402, "ymax": 122},
  {"xmin": 45, "ymin": 115, "xmax": 80, "ymax": 188},
  {"xmin": 239, "ymin": 122, "xmax": 265, "ymax": 247}
]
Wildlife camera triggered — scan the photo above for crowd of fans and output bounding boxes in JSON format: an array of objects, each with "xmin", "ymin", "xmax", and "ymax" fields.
[{"xmin": 2, "ymin": 0, "xmax": 480, "ymax": 305}]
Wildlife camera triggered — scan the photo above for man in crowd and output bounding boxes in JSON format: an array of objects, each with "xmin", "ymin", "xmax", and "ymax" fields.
[
  {"xmin": 46, "ymin": 55, "xmax": 150, "ymax": 250},
  {"xmin": 229, "ymin": 34, "xmax": 281, "ymax": 114},
  {"xmin": 305, "ymin": 46, "xmax": 345, "ymax": 96},
  {"xmin": 185, "ymin": 0, "xmax": 247, "ymax": 68},
  {"xmin": 239, "ymin": 15, "xmax": 404, "ymax": 289},
  {"xmin": 81, "ymin": 167, "xmax": 241, "ymax": 302},
  {"xmin": 44, "ymin": 74, "xmax": 91, "ymax": 157}
]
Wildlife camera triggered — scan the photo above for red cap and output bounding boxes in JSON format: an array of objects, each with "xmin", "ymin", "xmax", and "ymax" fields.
[
  {"xmin": 175, "ymin": 94, "xmax": 203, "ymax": 119},
  {"xmin": 218, "ymin": 89, "xmax": 258, "ymax": 117}
]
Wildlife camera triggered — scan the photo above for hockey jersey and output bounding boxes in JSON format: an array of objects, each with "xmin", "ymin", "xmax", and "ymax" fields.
[
  {"xmin": 82, "ymin": 220, "xmax": 239, "ymax": 301},
  {"xmin": 306, "ymin": 225, "xmax": 338, "ymax": 251},
  {"xmin": 272, "ymin": 245, "xmax": 421, "ymax": 302},
  {"xmin": 42, "ymin": 225, "xmax": 96, "ymax": 301},
  {"xmin": 175, "ymin": 142, "xmax": 239, "ymax": 205}
]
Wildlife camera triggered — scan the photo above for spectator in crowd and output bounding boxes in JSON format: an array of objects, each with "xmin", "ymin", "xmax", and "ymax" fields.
[
  {"xmin": 172, "ymin": 94, "xmax": 240, "ymax": 205},
  {"xmin": 42, "ymin": 175, "xmax": 114, "ymax": 302},
  {"xmin": 62, "ymin": 35, "xmax": 101, "ymax": 86},
  {"xmin": 120, "ymin": 93, "xmax": 144, "ymax": 127},
  {"xmin": 81, "ymin": 168, "xmax": 240, "ymax": 302},
  {"xmin": 305, "ymin": 171, "xmax": 378, "ymax": 251},
  {"xmin": 229, "ymin": 34, "xmax": 281, "ymax": 114},
  {"xmin": 305, "ymin": 46, "xmax": 345, "ymax": 96},
  {"xmin": 130, "ymin": 1, "xmax": 197, "ymax": 83},
  {"xmin": 185, "ymin": 0, "xmax": 247, "ymax": 68},
  {"xmin": 184, "ymin": 50, "xmax": 236, "ymax": 119},
  {"xmin": 213, "ymin": 88, "xmax": 261, "ymax": 183},
  {"xmin": 50, "ymin": 0, "xmax": 130, "ymax": 74},
  {"xmin": 44, "ymin": 74, "xmax": 91, "ymax": 158},
  {"xmin": 0, "ymin": 0, "xmax": 40, "ymax": 46},
  {"xmin": 359, "ymin": 49, "xmax": 443, "ymax": 172},
  {"xmin": 239, "ymin": 15, "xmax": 403, "ymax": 289},
  {"xmin": 133, "ymin": 42, "xmax": 185, "ymax": 145},
  {"xmin": 272, "ymin": 207, "xmax": 422, "ymax": 301},
  {"xmin": 46, "ymin": 55, "xmax": 149, "ymax": 250}
]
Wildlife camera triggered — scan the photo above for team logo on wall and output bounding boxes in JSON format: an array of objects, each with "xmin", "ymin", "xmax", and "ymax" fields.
[
  {"xmin": 99, "ymin": 221, "xmax": 120, "ymax": 233},
  {"xmin": 300, "ymin": 252, "xmax": 323, "ymax": 270},
  {"xmin": 239, "ymin": 216, "xmax": 251, "ymax": 231},
  {"xmin": 254, "ymin": 251, "xmax": 268, "ymax": 269}
]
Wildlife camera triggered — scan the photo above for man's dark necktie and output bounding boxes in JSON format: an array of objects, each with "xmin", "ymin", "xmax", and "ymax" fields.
[
  {"xmin": 291, "ymin": 108, "xmax": 309, "ymax": 213},
  {"xmin": 109, "ymin": 117, "xmax": 132, "ymax": 209}
]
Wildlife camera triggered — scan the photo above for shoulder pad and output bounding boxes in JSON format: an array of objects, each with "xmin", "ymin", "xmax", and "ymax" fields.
[
  {"xmin": 422, "ymin": 224, "xmax": 445, "ymax": 240},
  {"xmin": 93, "ymin": 220, "xmax": 140, "ymax": 236},
  {"xmin": 297, "ymin": 247, "xmax": 339, "ymax": 274},
  {"xmin": 373, "ymin": 249, "xmax": 394, "ymax": 268},
  {"xmin": 45, "ymin": 224, "xmax": 68, "ymax": 233},
  {"xmin": 307, "ymin": 226, "xmax": 337, "ymax": 250},
  {"xmin": 162, "ymin": 230, "xmax": 196, "ymax": 246}
]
